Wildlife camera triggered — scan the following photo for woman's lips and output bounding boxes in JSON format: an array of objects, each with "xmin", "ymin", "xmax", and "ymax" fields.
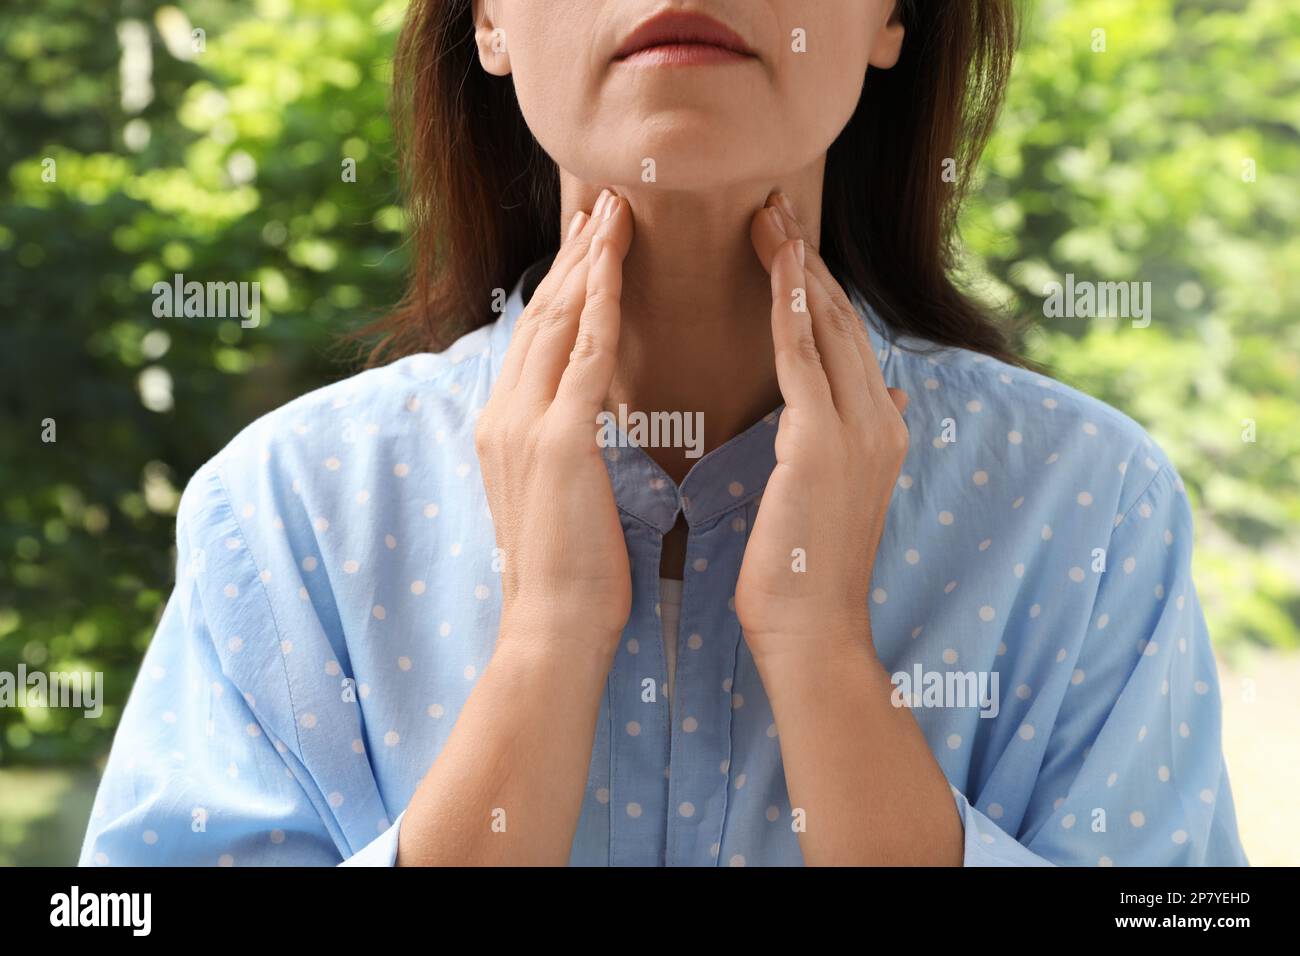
[
  {"xmin": 617, "ymin": 43, "xmax": 753, "ymax": 67},
  {"xmin": 613, "ymin": 11, "xmax": 756, "ymax": 66}
]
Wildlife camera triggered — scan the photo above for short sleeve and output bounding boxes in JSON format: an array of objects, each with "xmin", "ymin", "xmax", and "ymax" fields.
[
  {"xmin": 954, "ymin": 465, "xmax": 1248, "ymax": 866},
  {"xmin": 78, "ymin": 577, "xmax": 342, "ymax": 865},
  {"xmin": 79, "ymin": 464, "xmax": 388, "ymax": 867}
]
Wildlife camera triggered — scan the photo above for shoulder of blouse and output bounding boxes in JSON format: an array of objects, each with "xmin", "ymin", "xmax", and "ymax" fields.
[
  {"xmin": 879, "ymin": 332, "xmax": 1186, "ymax": 529},
  {"xmin": 187, "ymin": 319, "xmax": 502, "ymax": 486}
]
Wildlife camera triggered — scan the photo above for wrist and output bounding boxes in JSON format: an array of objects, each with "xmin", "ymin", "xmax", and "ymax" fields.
[
  {"xmin": 746, "ymin": 613, "xmax": 878, "ymax": 675},
  {"xmin": 752, "ymin": 637, "xmax": 891, "ymax": 714},
  {"xmin": 503, "ymin": 586, "xmax": 629, "ymax": 639},
  {"xmin": 497, "ymin": 604, "xmax": 623, "ymax": 675}
]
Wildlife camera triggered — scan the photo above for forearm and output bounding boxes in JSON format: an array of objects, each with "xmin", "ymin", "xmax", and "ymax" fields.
[
  {"xmin": 397, "ymin": 619, "xmax": 615, "ymax": 866},
  {"xmin": 753, "ymin": 632, "xmax": 964, "ymax": 866}
]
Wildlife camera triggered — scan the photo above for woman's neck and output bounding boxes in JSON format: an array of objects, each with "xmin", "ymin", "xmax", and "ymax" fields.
[{"xmin": 558, "ymin": 161, "xmax": 825, "ymax": 485}]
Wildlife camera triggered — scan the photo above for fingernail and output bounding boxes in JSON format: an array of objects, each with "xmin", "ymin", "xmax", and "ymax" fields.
[
  {"xmin": 566, "ymin": 210, "xmax": 588, "ymax": 241},
  {"xmin": 775, "ymin": 192, "xmax": 797, "ymax": 222},
  {"xmin": 593, "ymin": 189, "xmax": 611, "ymax": 219},
  {"xmin": 768, "ymin": 206, "xmax": 786, "ymax": 238},
  {"xmin": 794, "ymin": 239, "xmax": 805, "ymax": 267},
  {"xmin": 603, "ymin": 195, "xmax": 619, "ymax": 221}
]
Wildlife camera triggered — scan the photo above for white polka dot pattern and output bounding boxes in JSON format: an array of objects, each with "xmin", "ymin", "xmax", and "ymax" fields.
[{"xmin": 77, "ymin": 273, "xmax": 1246, "ymax": 868}]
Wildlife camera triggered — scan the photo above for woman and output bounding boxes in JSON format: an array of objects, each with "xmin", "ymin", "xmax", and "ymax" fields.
[{"xmin": 81, "ymin": 0, "xmax": 1247, "ymax": 866}]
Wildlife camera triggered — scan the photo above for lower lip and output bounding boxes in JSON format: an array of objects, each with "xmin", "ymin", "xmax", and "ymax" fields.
[{"xmin": 616, "ymin": 43, "xmax": 754, "ymax": 67}]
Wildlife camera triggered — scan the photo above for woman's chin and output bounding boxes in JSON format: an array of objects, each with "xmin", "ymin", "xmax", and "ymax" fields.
[{"xmin": 553, "ymin": 136, "xmax": 790, "ymax": 194}]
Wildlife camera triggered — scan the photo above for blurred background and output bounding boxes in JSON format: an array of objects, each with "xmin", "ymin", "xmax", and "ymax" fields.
[{"xmin": 0, "ymin": 0, "xmax": 1296, "ymax": 865}]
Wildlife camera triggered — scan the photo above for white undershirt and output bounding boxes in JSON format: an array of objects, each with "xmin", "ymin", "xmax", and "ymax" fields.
[{"xmin": 659, "ymin": 578, "xmax": 683, "ymax": 712}]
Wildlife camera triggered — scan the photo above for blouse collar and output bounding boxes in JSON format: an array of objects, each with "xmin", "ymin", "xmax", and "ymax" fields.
[{"xmin": 490, "ymin": 258, "xmax": 894, "ymax": 532}]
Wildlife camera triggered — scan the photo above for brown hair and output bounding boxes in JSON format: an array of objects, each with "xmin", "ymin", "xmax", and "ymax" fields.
[{"xmin": 367, "ymin": 0, "xmax": 1024, "ymax": 367}]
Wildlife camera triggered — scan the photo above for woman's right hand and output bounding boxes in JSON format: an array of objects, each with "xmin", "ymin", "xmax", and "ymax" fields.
[
  {"xmin": 400, "ymin": 194, "xmax": 634, "ymax": 864},
  {"xmin": 475, "ymin": 189, "xmax": 635, "ymax": 657}
]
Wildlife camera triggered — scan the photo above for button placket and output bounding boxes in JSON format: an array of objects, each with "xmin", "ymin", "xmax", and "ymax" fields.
[
  {"xmin": 664, "ymin": 506, "xmax": 748, "ymax": 866},
  {"xmin": 607, "ymin": 514, "xmax": 673, "ymax": 866}
]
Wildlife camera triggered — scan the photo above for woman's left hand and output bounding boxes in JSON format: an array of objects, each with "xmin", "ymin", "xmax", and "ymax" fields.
[{"xmin": 735, "ymin": 194, "xmax": 910, "ymax": 667}]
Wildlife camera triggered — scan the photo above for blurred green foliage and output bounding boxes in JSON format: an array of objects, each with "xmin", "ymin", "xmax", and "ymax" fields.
[
  {"xmin": 0, "ymin": 0, "xmax": 1296, "ymax": 789},
  {"xmin": 1, "ymin": 0, "xmax": 409, "ymax": 768},
  {"xmin": 961, "ymin": 0, "xmax": 1300, "ymax": 656}
]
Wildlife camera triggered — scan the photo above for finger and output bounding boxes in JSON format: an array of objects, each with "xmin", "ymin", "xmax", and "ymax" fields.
[
  {"xmin": 553, "ymin": 220, "xmax": 631, "ymax": 412},
  {"xmin": 520, "ymin": 194, "xmax": 633, "ymax": 403},
  {"xmin": 769, "ymin": 194, "xmax": 894, "ymax": 411},
  {"xmin": 757, "ymin": 197, "xmax": 869, "ymax": 420},
  {"xmin": 534, "ymin": 189, "xmax": 615, "ymax": 305},
  {"xmin": 806, "ymin": 244, "xmax": 890, "ymax": 410},
  {"xmin": 749, "ymin": 203, "xmax": 790, "ymax": 273},
  {"xmin": 498, "ymin": 194, "xmax": 610, "ymax": 391},
  {"xmin": 498, "ymin": 191, "xmax": 612, "ymax": 391},
  {"xmin": 769, "ymin": 238, "xmax": 833, "ymax": 412},
  {"xmin": 801, "ymin": 266, "xmax": 872, "ymax": 422}
]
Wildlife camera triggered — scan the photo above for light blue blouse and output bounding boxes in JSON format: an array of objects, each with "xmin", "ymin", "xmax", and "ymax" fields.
[{"xmin": 79, "ymin": 266, "xmax": 1248, "ymax": 867}]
